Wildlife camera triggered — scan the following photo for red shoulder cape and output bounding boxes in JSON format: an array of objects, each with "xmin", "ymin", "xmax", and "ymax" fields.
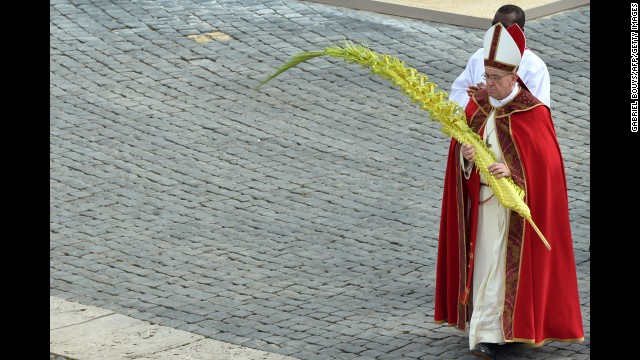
[{"xmin": 433, "ymin": 88, "xmax": 584, "ymax": 345}]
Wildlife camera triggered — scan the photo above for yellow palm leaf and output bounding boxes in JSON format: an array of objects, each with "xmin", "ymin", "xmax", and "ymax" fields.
[{"xmin": 258, "ymin": 41, "xmax": 550, "ymax": 250}]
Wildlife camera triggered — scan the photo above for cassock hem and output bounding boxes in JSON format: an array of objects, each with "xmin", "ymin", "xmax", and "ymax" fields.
[{"xmin": 507, "ymin": 337, "xmax": 585, "ymax": 347}]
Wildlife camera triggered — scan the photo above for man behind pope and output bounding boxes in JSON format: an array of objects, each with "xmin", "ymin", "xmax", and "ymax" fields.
[{"xmin": 433, "ymin": 23, "xmax": 584, "ymax": 360}]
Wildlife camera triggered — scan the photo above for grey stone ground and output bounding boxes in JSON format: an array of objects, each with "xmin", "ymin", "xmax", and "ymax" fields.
[{"xmin": 50, "ymin": 0, "xmax": 589, "ymax": 359}]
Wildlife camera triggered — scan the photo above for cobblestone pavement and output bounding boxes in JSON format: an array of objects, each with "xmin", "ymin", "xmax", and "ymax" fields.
[{"xmin": 50, "ymin": 1, "xmax": 590, "ymax": 359}]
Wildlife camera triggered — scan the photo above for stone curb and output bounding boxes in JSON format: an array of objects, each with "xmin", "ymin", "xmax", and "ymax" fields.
[{"xmin": 305, "ymin": 0, "xmax": 590, "ymax": 28}]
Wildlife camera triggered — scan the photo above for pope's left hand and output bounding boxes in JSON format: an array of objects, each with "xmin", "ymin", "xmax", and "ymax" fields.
[{"xmin": 488, "ymin": 163, "xmax": 511, "ymax": 178}]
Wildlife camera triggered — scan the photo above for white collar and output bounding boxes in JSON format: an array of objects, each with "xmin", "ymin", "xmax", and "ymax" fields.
[{"xmin": 489, "ymin": 83, "xmax": 520, "ymax": 107}]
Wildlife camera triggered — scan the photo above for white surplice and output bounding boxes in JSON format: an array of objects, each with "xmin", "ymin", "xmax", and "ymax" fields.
[{"xmin": 461, "ymin": 84, "xmax": 519, "ymax": 349}]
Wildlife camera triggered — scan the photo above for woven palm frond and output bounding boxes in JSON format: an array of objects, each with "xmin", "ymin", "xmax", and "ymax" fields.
[{"xmin": 257, "ymin": 41, "xmax": 550, "ymax": 250}]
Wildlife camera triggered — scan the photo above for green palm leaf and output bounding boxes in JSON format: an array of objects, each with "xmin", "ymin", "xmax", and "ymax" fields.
[{"xmin": 256, "ymin": 51, "xmax": 326, "ymax": 89}]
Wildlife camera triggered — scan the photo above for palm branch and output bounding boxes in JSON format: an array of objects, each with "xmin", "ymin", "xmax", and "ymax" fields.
[{"xmin": 257, "ymin": 41, "xmax": 551, "ymax": 250}]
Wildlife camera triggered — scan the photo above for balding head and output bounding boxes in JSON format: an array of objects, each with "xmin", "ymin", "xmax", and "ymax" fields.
[{"xmin": 492, "ymin": 4, "xmax": 526, "ymax": 30}]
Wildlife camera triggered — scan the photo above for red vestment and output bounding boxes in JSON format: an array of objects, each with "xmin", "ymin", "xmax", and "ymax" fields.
[{"xmin": 433, "ymin": 87, "xmax": 584, "ymax": 345}]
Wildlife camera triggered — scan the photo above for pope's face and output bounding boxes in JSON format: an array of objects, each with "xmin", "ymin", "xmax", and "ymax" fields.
[{"xmin": 484, "ymin": 70, "xmax": 517, "ymax": 100}]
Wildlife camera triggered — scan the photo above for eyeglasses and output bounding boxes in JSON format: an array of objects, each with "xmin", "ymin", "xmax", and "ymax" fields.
[{"xmin": 482, "ymin": 72, "xmax": 512, "ymax": 82}]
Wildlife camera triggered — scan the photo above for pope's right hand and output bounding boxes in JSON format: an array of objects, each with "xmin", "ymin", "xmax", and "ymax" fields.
[{"xmin": 461, "ymin": 144, "xmax": 475, "ymax": 162}]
